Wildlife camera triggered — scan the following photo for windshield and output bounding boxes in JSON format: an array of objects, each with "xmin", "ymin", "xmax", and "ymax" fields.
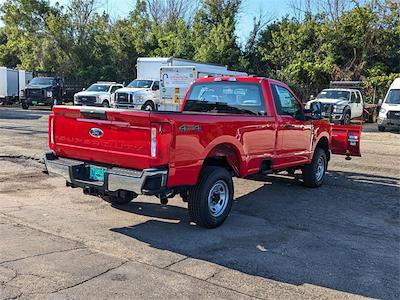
[
  {"xmin": 30, "ymin": 77, "xmax": 54, "ymax": 85},
  {"xmin": 317, "ymin": 90, "xmax": 350, "ymax": 101},
  {"xmin": 385, "ymin": 89, "xmax": 400, "ymax": 104},
  {"xmin": 128, "ymin": 80, "xmax": 153, "ymax": 88},
  {"xmin": 184, "ymin": 82, "xmax": 266, "ymax": 115},
  {"xmin": 86, "ymin": 84, "xmax": 111, "ymax": 92}
]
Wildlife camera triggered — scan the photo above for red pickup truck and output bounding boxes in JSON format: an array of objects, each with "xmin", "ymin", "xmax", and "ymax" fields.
[{"xmin": 44, "ymin": 77, "xmax": 361, "ymax": 228}]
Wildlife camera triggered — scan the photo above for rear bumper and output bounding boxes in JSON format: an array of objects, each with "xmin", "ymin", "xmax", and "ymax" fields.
[{"xmin": 44, "ymin": 152, "xmax": 168, "ymax": 195}]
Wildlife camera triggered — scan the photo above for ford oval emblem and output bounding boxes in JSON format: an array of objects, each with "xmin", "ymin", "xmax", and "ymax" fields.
[{"xmin": 89, "ymin": 128, "xmax": 104, "ymax": 138}]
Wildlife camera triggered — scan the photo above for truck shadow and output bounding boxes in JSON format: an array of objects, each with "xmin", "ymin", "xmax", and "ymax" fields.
[{"xmin": 111, "ymin": 171, "xmax": 399, "ymax": 300}]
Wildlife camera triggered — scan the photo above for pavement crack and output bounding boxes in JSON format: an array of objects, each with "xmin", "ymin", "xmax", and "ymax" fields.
[
  {"xmin": 0, "ymin": 247, "xmax": 85, "ymax": 265},
  {"xmin": 205, "ymin": 270, "xmax": 222, "ymax": 281},
  {"xmin": 163, "ymin": 257, "xmax": 188, "ymax": 269},
  {"xmin": 49, "ymin": 261, "xmax": 129, "ymax": 294}
]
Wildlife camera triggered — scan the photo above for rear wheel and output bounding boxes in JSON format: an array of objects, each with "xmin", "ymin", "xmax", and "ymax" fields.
[
  {"xmin": 141, "ymin": 101, "xmax": 154, "ymax": 111},
  {"xmin": 302, "ymin": 148, "xmax": 327, "ymax": 188},
  {"xmin": 188, "ymin": 166, "xmax": 233, "ymax": 228},
  {"xmin": 378, "ymin": 126, "xmax": 385, "ymax": 132}
]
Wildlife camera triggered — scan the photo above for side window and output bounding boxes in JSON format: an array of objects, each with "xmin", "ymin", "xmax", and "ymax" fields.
[
  {"xmin": 110, "ymin": 86, "xmax": 120, "ymax": 93},
  {"xmin": 152, "ymin": 81, "xmax": 159, "ymax": 91},
  {"xmin": 354, "ymin": 92, "xmax": 361, "ymax": 103},
  {"xmin": 271, "ymin": 84, "xmax": 302, "ymax": 116}
]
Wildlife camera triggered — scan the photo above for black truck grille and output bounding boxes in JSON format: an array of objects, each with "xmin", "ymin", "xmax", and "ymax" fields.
[
  {"xmin": 388, "ymin": 111, "xmax": 400, "ymax": 119},
  {"xmin": 321, "ymin": 104, "xmax": 333, "ymax": 117},
  {"xmin": 76, "ymin": 96, "xmax": 96, "ymax": 104},
  {"xmin": 115, "ymin": 93, "xmax": 130, "ymax": 103},
  {"xmin": 26, "ymin": 89, "xmax": 44, "ymax": 99}
]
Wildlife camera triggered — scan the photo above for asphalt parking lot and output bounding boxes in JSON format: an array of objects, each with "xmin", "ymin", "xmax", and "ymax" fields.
[{"xmin": 0, "ymin": 107, "xmax": 399, "ymax": 300}]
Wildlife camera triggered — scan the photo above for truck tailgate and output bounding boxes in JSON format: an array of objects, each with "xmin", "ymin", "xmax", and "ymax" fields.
[{"xmin": 51, "ymin": 106, "xmax": 153, "ymax": 170}]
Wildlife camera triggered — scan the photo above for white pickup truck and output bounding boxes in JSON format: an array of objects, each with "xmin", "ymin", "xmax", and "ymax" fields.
[
  {"xmin": 308, "ymin": 82, "xmax": 365, "ymax": 125},
  {"xmin": 74, "ymin": 82, "xmax": 123, "ymax": 108}
]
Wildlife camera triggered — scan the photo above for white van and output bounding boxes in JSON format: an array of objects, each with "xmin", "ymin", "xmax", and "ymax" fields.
[{"xmin": 378, "ymin": 78, "xmax": 400, "ymax": 131}]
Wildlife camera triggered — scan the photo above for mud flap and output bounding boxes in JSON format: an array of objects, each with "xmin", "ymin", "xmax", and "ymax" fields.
[{"xmin": 331, "ymin": 125, "xmax": 362, "ymax": 157}]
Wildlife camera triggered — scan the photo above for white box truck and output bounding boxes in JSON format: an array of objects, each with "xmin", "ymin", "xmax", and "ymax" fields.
[
  {"xmin": 113, "ymin": 57, "xmax": 247, "ymax": 111},
  {"xmin": 0, "ymin": 67, "xmax": 33, "ymax": 104},
  {"xmin": 159, "ymin": 65, "xmax": 247, "ymax": 111}
]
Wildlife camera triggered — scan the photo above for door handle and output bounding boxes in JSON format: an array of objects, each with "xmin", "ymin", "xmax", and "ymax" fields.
[{"xmin": 285, "ymin": 124, "xmax": 295, "ymax": 129}]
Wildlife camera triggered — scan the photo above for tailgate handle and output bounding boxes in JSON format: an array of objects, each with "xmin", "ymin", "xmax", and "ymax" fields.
[{"xmin": 80, "ymin": 109, "xmax": 107, "ymax": 120}]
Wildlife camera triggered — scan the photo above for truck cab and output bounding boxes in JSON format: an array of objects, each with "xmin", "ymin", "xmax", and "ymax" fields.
[
  {"xmin": 74, "ymin": 82, "xmax": 123, "ymax": 108},
  {"xmin": 112, "ymin": 79, "xmax": 159, "ymax": 110},
  {"xmin": 308, "ymin": 87, "xmax": 364, "ymax": 124},
  {"xmin": 378, "ymin": 78, "xmax": 400, "ymax": 131}
]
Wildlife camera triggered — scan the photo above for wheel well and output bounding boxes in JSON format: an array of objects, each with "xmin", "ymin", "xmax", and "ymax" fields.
[
  {"xmin": 203, "ymin": 144, "xmax": 241, "ymax": 177},
  {"xmin": 315, "ymin": 137, "xmax": 330, "ymax": 161}
]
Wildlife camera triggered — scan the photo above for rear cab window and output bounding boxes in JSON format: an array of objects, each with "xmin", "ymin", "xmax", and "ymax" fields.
[{"xmin": 184, "ymin": 81, "xmax": 266, "ymax": 116}]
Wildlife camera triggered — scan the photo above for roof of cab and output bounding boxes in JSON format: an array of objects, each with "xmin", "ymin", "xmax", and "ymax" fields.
[{"xmin": 389, "ymin": 78, "xmax": 400, "ymax": 89}]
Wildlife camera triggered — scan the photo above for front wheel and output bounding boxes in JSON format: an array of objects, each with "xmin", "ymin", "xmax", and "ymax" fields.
[
  {"xmin": 21, "ymin": 101, "xmax": 29, "ymax": 110},
  {"xmin": 378, "ymin": 126, "xmax": 385, "ymax": 132},
  {"xmin": 341, "ymin": 110, "xmax": 351, "ymax": 125},
  {"xmin": 102, "ymin": 100, "xmax": 110, "ymax": 108},
  {"xmin": 302, "ymin": 148, "xmax": 327, "ymax": 188},
  {"xmin": 188, "ymin": 166, "xmax": 234, "ymax": 228},
  {"xmin": 141, "ymin": 101, "xmax": 154, "ymax": 111}
]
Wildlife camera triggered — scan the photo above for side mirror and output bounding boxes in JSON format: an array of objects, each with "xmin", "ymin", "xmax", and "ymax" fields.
[
  {"xmin": 82, "ymin": 88, "xmax": 86, "ymax": 91},
  {"xmin": 304, "ymin": 102, "xmax": 322, "ymax": 120},
  {"xmin": 378, "ymin": 99, "xmax": 383, "ymax": 107}
]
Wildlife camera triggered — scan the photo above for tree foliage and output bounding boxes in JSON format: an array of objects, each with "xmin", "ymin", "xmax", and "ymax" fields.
[{"xmin": 0, "ymin": 0, "xmax": 398, "ymax": 99}]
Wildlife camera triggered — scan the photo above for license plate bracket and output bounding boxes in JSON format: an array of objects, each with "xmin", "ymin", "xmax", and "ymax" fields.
[{"xmin": 89, "ymin": 166, "xmax": 107, "ymax": 182}]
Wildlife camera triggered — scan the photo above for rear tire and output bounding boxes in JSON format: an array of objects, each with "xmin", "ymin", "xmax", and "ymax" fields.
[
  {"xmin": 302, "ymin": 148, "xmax": 327, "ymax": 188},
  {"xmin": 378, "ymin": 126, "xmax": 385, "ymax": 132},
  {"xmin": 188, "ymin": 166, "xmax": 234, "ymax": 228}
]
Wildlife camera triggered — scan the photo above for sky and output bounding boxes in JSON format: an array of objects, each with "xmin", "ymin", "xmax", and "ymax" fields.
[{"xmin": 0, "ymin": 0, "xmax": 296, "ymax": 42}]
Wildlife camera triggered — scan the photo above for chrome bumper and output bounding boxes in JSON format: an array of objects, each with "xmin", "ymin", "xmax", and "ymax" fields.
[{"xmin": 44, "ymin": 153, "xmax": 168, "ymax": 195}]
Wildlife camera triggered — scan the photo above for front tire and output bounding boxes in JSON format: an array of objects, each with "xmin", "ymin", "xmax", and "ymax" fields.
[
  {"xmin": 141, "ymin": 101, "xmax": 154, "ymax": 111},
  {"xmin": 21, "ymin": 101, "xmax": 29, "ymax": 110},
  {"xmin": 188, "ymin": 166, "xmax": 234, "ymax": 228},
  {"xmin": 342, "ymin": 110, "xmax": 351, "ymax": 125},
  {"xmin": 378, "ymin": 126, "xmax": 385, "ymax": 132},
  {"xmin": 302, "ymin": 148, "xmax": 327, "ymax": 188},
  {"xmin": 102, "ymin": 100, "xmax": 110, "ymax": 108}
]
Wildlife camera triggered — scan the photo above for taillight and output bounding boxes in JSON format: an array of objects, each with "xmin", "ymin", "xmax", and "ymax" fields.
[
  {"xmin": 151, "ymin": 127, "xmax": 157, "ymax": 158},
  {"xmin": 48, "ymin": 114, "xmax": 55, "ymax": 150},
  {"xmin": 150, "ymin": 123, "xmax": 172, "ymax": 166}
]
